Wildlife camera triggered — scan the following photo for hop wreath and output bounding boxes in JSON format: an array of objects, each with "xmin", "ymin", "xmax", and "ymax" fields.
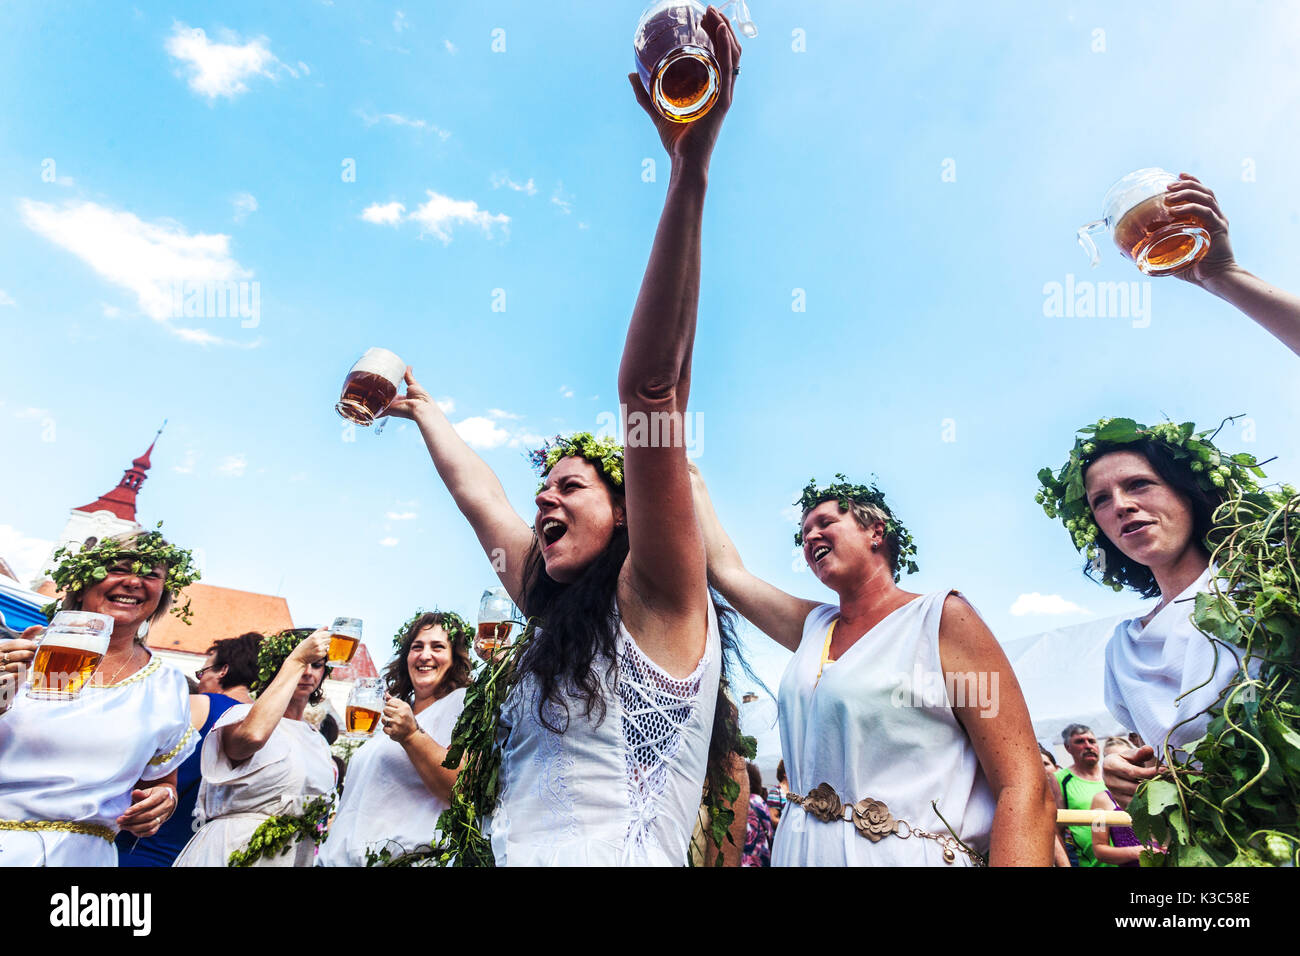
[
  {"xmin": 43, "ymin": 523, "xmax": 201, "ymax": 624},
  {"xmin": 391, "ymin": 608, "xmax": 474, "ymax": 653},
  {"xmin": 793, "ymin": 474, "xmax": 919, "ymax": 582},
  {"xmin": 251, "ymin": 628, "xmax": 315, "ymax": 696},
  {"xmin": 528, "ymin": 432, "xmax": 624, "ymax": 491},
  {"xmin": 1035, "ymin": 416, "xmax": 1269, "ymax": 590}
]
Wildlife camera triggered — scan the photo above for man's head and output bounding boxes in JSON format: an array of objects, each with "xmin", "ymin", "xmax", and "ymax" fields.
[{"xmin": 1062, "ymin": 723, "xmax": 1099, "ymax": 768}]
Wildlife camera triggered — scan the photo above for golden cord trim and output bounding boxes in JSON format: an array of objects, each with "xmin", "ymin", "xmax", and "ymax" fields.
[
  {"xmin": 148, "ymin": 724, "xmax": 195, "ymax": 766},
  {"xmin": 0, "ymin": 819, "xmax": 115, "ymax": 842}
]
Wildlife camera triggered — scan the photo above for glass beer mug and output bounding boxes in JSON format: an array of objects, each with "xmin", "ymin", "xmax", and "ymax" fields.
[
  {"xmin": 1077, "ymin": 168, "xmax": 1212, "ymax": 276},
  {"xmin": 475, "ymin": 587, "xmax": 520, "ymax": 662},
  {"xmin": 336, "ymin": 348, "xmax": 405, "ymax": 432},
  {"xmin": 344, "ymin": 677, "xmax": 385, "ymax": 739},
  {"xmin": 28, "ymin": 610, "xmax": 114, "ymax": 699},
  {"xmin": 326, "ymin": 617, "xmax": 363, "ymax": 669},
  {"xmin": 634, "ymin": 0, "xmax": 756, "ymax": 124}
]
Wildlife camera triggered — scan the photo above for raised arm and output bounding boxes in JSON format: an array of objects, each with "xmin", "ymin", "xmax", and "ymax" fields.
[
  {"xmin": 386, "ymin": 368, "xmax": 535, "ymax": 605},
  {"xmin": 938, "ymin": 595, "xmax": 1055, "ymax": 866},
  {"xmin": 1170, "ymin": 174, "xmax": 1300, "ymax": 357},
  {"xmin": 617, "ymin": 8, "xmax": 741, "ymax": 677},
  {"xmin": 689, "ymin": 464, "xmax": 820, "ymax": 652},
  {"xmin": 223, "ymin": 629, "xmax": 330, "ymax": 764}
]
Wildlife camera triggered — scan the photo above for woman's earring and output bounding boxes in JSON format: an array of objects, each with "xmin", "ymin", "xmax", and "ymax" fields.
[
  {"xmin": 136, "ymin": 619, "xmax": 150, "ymax": 642},
  {"xmin": 871, "ymin": 543, "xmax": 879, "ymax": 552}
]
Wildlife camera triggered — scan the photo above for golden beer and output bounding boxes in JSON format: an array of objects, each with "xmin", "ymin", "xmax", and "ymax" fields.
[
  {"xmin": 328, "ymin": 633, "xmax": 360, "ymax": 665},
  {"xmin": 475, "ymin": 621, "xmax": 512, "ymax": 658},
  {"xmin": 336, "ymin": 348, "xmax": 405, "ymax": 427},
  {"xmin": 635, "ymin": 2, "xmax": 721, "ymax": 123},
  {"xmin": 27, "ymin": 611, "xmax": 113, "ymax": 699},
  {"xmin": 1112, "ymin": 195, "xmax": 1211, "ymax": 276},
  {"xmin": 346, "ymin": 704, "xmax": 381, "ymax": 736}
]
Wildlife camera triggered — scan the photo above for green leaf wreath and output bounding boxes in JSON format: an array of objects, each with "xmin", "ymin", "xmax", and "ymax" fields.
[
  {"xmin": 391, "ymin": 608, "xmax": 473, "ymax": 653},
  {"xmin": 43, "ymin": 523, "xmax": 201, "ymax": 625},
  {"xmin": 794, "ymin": 474, "xmax": 919, "ymax": 581},
  {"xmin": 527, "ymin": 431, "xmax": 624, "ymax": 490},
  {"xmin": 250, "ymin": 628, "xmax": 315, "ymax": 696}
]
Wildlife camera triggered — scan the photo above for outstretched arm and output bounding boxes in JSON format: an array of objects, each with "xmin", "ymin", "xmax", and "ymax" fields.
[
  {"xmin": 386, "ymin": 368, "xmax": 535, "ymax": 605},
  {"xmin": 617, "ymin": 7, "xmax": 741, "ymax": 678},
  {"xmin": 1170, "ymin": 174, "xmax": 1300, "ymax": 357},
  {"xmin": 690, "ymin": 464, "xmax": 820, "ymax": 652}
]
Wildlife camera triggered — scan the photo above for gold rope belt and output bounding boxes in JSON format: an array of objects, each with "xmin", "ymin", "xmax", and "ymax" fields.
[
  {"xmin": 0, "ymin": 819, "xmax": 116, "ymax": 842},
  {"xmin": 786, "ymin": 783, "xmax": 985, "ymax": 866}
]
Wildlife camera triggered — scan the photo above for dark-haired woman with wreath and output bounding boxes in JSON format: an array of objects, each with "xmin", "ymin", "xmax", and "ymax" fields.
[
  {"xmin": 0, "ymin": 531, "xmax": 200, "ymax": 866},
  {"xmin": 173, "ymin": 628, "xmax": 335, "ymax": 866},
  {"xmin": 690, "ymin": 470, "xmax": 1054, "ymax": 866},
  {"xmin": 382, "ymin": 8, "xmax": 745, "ymax": 866},
  {"xmin": 319, "ymin": 611, "xmax": 471, "ymax": 866},
  {"xmin": 1036, "ymin": 418, "xmax": 1270, "ymax": 802}
]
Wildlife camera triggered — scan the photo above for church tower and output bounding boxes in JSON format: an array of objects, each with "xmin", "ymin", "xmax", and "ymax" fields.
[{"xmin": 31, "ymin": 426, "xmax": 163, "ymax": 589}]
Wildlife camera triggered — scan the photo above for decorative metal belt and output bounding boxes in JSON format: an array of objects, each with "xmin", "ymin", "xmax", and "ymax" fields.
[
  {"xmin": 786, "ymin": 783, "xmax": 985, "ymax": 866},
  {"xmin": 0, "ymin": 818, "xmax": 116, "ymax": 842}
]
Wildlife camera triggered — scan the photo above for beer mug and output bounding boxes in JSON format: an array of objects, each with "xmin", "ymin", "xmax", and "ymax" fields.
[
  {"xmin": 326, "ymin": 617, "xmax": 362, "ymax": 669},
  {"xmin": 634, "ymin": 0, "xmax": 756, "ymax": 124},
  {"xmin": 28, "ymin": 610, "xmax": 114, "ymax": 699},
  {"xmin": 344, "ymin": 677, "xmax": 385, "ymax": 739},
  {"xmin": 336, "ymin": 348, "xmax": 405, "ymax": 431},
  {"xmin": 1078, "ymin": 168, "xmax": 1212, "ymax": 276},
  {"xmin": 476, "ymin": 587, "xmax": 519, "ymax": 662}
]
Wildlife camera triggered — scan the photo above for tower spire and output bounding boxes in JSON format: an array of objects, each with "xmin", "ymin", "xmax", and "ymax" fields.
[{"xmin": 72, "ymin": 422, "xmax": 165, "ymax": 523}]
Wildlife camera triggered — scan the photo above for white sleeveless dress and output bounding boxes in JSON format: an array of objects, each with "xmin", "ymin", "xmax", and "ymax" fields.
[
  {"xmin": 1104, "ymin": 566, "xmax": 1244, "ymax": 761},
  {"xmin": 773, "ymin": 591, "xmax": 997, "ymax": 867},
  {"xmin": 489, "ymin": 603, "xmax": 721, "ymax": 866}
]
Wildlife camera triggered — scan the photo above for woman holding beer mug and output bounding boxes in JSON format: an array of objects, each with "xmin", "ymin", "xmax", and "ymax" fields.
[
  {"xmin": 382, "ymin": 7, "xmax": 745, "ymax": 866},
  {"xmin": 318, "ymin": 611, "xmax": 472, "ymax": 865},
  {"xmin": 0, "ymin": 531, "xmax": 200, "ymax": 866},
  {"xmin": 689, "ymin": 469, "xmax": 1054, "ymax": 866},
  {"xmin": 173, "ymin": 628, "xmax": 336, "ymax": 867}
]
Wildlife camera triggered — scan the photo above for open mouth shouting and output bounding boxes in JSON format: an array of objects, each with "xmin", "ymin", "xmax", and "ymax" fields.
[
  {"xmin": 540, "ymin": 517, "xmax": 569, "ymax": 550},
  {"xmin": 812, "ymin": 544, "xmax": 832, "ymax": 565}
]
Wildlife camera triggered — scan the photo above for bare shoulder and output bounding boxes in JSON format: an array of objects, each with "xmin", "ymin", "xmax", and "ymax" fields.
[{"xmin": 938, "ymin": 592, "xmax": 991, "ymax": 643}]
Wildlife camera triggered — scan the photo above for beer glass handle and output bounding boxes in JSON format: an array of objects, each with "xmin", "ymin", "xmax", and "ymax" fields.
[
  {"xmin": 718, "ymin": 0, "xmax": 757, "ymax": 38},
  {"xmin": 1077, "ymin": 219, "xmax": 1106, "ymax": 268}
]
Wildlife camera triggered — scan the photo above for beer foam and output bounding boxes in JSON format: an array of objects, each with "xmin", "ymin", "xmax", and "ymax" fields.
[
  {"xmin": 41, "ymin": 629, "xmax": 112, "ymax": 654},
  {"xmin": 351, "ymin": 348, "xmax": 405, "ymax": 380}
]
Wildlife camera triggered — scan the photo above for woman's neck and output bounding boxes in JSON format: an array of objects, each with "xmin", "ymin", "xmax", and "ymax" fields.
[
  {"xmin": 834, "ymin": 564, "xmax": 905, "ymax": 625},
  {"xmin": 1150, "ymin": 547, "xmax": 1210, "ymax": 614},
  {"xmin": 223, "ymin": 685, "xmax": 254, "ymax": 704},
  {"xmin": 412, "ymin": 684, "xmax": 444, "ymax": 715},
  {"xmin": 284, "ymin": 699, "xmax": 308, "ymax": 721}
]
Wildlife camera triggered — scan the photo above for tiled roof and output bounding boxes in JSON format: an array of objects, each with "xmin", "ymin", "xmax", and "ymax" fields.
[{"xmin": 148, "ymin": 582, "xmax": 294, "ymax": 655}]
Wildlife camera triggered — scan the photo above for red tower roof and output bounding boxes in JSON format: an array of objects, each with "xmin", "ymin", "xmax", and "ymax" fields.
[{"xmin": 73, "ymin": 425, "xmax": 164, "ymax": 523}]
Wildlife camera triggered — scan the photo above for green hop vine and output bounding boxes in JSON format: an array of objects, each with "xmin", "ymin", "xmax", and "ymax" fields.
[{"xmin": 794, "ymin": 474, "xmax": 919, "ymax": 582}]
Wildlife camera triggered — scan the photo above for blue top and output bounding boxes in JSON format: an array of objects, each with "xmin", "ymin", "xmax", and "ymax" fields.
[{"xmin": 115, "ymin": 692, "xmax": 240, "ymax": 867}]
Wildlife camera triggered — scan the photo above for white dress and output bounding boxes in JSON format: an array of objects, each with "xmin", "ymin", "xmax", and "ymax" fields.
[
  {"xmin": 773, "ymin": 592, "xmax": 997, "ymax": 867},
  {"xmin": 1105, "ymin": 566, "xmax": 1243, "ymax": 761},
  {"xmin": 172, "ymin": 703, "xmax": 336, "ymax": 867},
  {"xmin": 489, "ymin": 603, "xmax": 721, "ymax": 866},
  {"xmin": 0, "ymin": 655, "xmax": 196, "ymax": 867},
  {"xmin": 318, "ymin": 687, "xmax": 467, "ymax": 866}
]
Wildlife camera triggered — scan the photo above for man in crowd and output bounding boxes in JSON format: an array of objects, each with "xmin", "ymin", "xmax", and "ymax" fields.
[{"xmin": 1055, "ymin": 724, "xmax": 1109, "ymax": 868}]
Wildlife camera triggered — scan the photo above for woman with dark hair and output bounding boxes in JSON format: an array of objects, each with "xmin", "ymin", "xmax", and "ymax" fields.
[
  {"xmin": 383, "ymin": 9, "xmax": 744, "ymax": 866},
  {"xmin": 118, "ymin": 631, "xmax": 263, "ymax": 867},
  {"xmin": 0, "ymin": 531, "xmax": 200, "ymax": 866},
  {"xmin": 690, "ymin": 471, "xmax": 1054, "ymax": 866},
  {"xmin": 318, "ymin": 611, "xmax": 472, "ymax": 865},
  {"xmin": 173, "ymin": 628, "xmax": 335, "ymax": 867},
  {"xmin": 1037, "ymin": 418, "xmax": 1267, "ymax": 797},
  {"xmin": 741, "ymin": 762, "xmax": 773, "ymax": 867}
]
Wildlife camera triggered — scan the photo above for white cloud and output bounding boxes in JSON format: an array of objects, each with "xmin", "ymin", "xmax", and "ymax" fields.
[
  {"xmin": 360, "ymin": 201, "xmax": 406, "ymax": 225},
  {"xmin": 559, "ymin": 385, "xmax": 574, "ymax": 398},
  {"xmin": 436, "ymin": 397, "xmax": 454, "ymax": 414},
  {"xmin": 101, "ymin": 303, "xmax": 122, "ymax": 318},
  {"xmin": 0, "ymin": 290, "xmax": 15, "ymax": 307},
  {"xmin": 232, "ymin": 192, "xmax": 258, "ymax": 221},
  {"xmin": 408, "ymin": 191, "xmax": 509, "ymax": 243},
  {"xmin": 1010, "ymin": 593, "xmax": 1089, "ymax": 617},
  {"xmin": 385, "ymin": 511, "xmax": 418, "ymax": 520},
  {"xmin": 551, "ymin": 182, "xmax": 574, "ymax": 214},
  {"xmin": 359, "ymin": 110, "xmax": 450, "ymax": 140},
  {"xmin": 172, "ymin": 448, "xmax": 198, "ymax": 475},
  {"xmin": 0, "ymin": 524, "xmax": 55, "ymax": 585},
  {"xmin": 19, "ymin": 198, "xmax": 252, "ymax": 323},
  {"xmin": 780, "ymin": 502, "xmax": 803, "ymax": 526},
  {"xmin": 491, "ymin": 172, "xmax": 537, "ymax": 195},
  {"xmin": 444, "ymin": 39, "xmax": 457, "ymax": 54},
  {"xmin": 487, "ymin": 408, "xmax": 520, "ymax": 419},
  {"xmin": 507, "ymin": 430, "xmax": 546, "ymax": 449},
  {"xmin": 379, "ymin": 536, "xmax": 400, "ymax": 547},
  {"xmin": 165, "ymin": 22, "xmax": 298, "ymax": 100},
  {"xmin": 453, "ymin": 416, "xmax": 510, "ymax": 449},
  {"xmin": 393, "ymin": 10, "xmax": 408, "ymax": 32},
  {"xmin": 218, "ymin": 454, "xmax": 247, "ymax": 477}
]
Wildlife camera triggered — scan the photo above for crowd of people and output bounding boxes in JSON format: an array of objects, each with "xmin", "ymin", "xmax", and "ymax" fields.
[{"xmin": 2, "ymin": 8, "xmax": 1297, "ymax": 868}]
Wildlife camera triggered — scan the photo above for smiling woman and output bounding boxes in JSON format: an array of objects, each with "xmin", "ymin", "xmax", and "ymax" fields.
[
  {"xmin": 317, "ymin": 610, "xmax": 472, "ymax": 866},
  {"xmin": 0, "ymin": 531, "xmax": 200, "ymax": 866}
]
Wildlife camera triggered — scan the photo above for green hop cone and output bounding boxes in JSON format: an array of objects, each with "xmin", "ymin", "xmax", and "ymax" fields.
[{"xmin": 1264, "ymin": 834, "xmax": 1293, "ymax": 865}]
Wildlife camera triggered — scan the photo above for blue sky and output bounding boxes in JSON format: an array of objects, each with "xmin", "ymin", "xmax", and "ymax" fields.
[{"xmin": 3, "ymin": 1, "xmax": 1299, "ymax": 755}]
